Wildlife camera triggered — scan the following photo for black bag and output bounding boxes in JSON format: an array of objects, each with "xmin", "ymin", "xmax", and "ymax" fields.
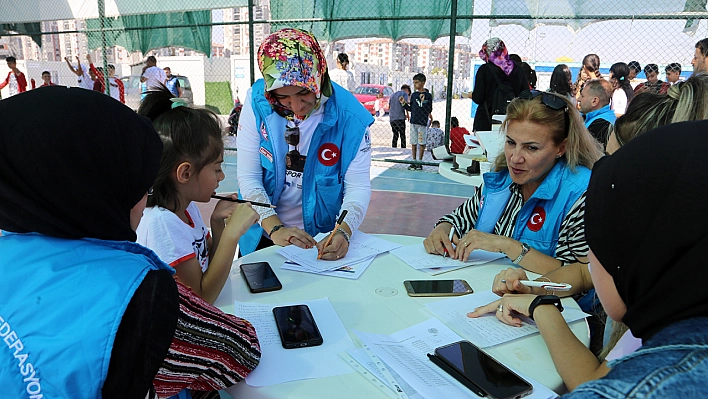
[{"xmin": 488, "ymin": 71, "xmax": 516, "ymax": 116}]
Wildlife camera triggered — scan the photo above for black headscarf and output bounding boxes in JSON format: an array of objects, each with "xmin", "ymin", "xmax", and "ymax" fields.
[
  {"xmin": 0, "ymin": 86, "xmax": 162, "ymax": 241},
  {"xmin": 585, "ymin": 120, "xmax": 708, "ymax": 340}
]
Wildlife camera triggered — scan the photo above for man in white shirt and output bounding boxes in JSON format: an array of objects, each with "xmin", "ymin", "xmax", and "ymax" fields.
[
  {"xmin": 329, "ymin": 53, "xmax": 356, "ymax": 92},
  {"xmin": 140, "ymin": 56, "xmax": 166, "ymax": 94}
]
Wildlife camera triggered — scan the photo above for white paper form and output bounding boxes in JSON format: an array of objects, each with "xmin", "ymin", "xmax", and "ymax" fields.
[
  {"xmin": 425, "ymin": 290, "xmax": 590, "ymax": 348},
  {"xmin": 346, "ymin": 348, "xmax": 421, "ymax": 399},
  {"xmin": 390, "ymin": 244, "xmax": 505, "ymax": 270},
  {"xmin": 230, "ymin": 297, "xmax": 356, "ymax": 387},
  {"xmin": 356, "ymin": 318, "xmax": 557, "ymax": 399},
  {"xmin": 280, "ymin": 255, "xmax": 375, "ymax": 279},
  {"xmin": 276, "ymin": 231, "xmax": 402, "ymax": 272},
  {"xmin": 355, "ymin": 318, "xmax": 475, "ymax": 399}
]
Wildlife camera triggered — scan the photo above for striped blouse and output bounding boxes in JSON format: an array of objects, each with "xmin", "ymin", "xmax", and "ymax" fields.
[
  {"xmin": 153, "ymin": 282, "xmax": 261, "ymax": 399},
  {"xmin": 438, "ymin": 183, "xmax": 588, "ymax": 264}
]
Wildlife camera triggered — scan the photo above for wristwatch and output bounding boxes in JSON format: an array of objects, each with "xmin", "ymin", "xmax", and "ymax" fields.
[
  {"xmin": 269, "ymin": 224, "xmax": 284, "ymax": 238},
  {"xmin": 512, "ymin": 243, "xmax": 531, "ymax": 264},
  {"xmin": 528, "ymin": 295, "xmax": 563, "ymax": 320}
]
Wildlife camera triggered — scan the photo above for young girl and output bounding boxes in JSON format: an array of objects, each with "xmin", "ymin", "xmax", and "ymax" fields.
[
  {"xmin": 374, "ymin": 92, "xmax": 383, "ymax": 120},
  {"xmin": 137, "ymin": 87, "xmax": 258, "ymax": 304}
]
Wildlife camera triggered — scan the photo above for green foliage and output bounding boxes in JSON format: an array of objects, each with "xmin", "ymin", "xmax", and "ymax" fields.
[{"xmin": 205, "ymin": 81, "xmax": 233, "ymax": 115}]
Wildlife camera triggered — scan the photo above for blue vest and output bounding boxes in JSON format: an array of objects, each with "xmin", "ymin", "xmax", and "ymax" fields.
[
  {"xmin": 238, "ymin": 80, "xmax": 374, "ymax": 255},
  {"xmin": 476, "ymin": 160, "xmax": 591, "ymax": 257},
  {"xmin": 0, "ymin": 233, "xmax": 173, "ymax": 399},
  {"xmin": 584, "ymin": 104, "xmax": 616, "ymax": 129},
  {"xmin": 166, "ymin": 76, "xmax": 180, "ymax": 97}
]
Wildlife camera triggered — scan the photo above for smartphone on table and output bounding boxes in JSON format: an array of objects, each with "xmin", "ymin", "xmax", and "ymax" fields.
[
  {"xmin": 428, "ymin": 341, "xmax": 533, "ymax": 399},
  {"xmin": 240, "ymin": 261, "xmax": 282, "ymax": 293},
  {"xmin": 403, "ymin": 280, "xmax": 473, "ymax": 297},
  {"xmin": 273, "ymin": 305, "xmax": 323, "ymax": 349}
]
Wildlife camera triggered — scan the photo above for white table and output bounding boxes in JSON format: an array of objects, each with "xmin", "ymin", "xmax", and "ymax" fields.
[
  {"xmin": 438, "ymin": 160, "xmax": 484, "ymax": 186},
  {"xmin": 216, "ymin": 235, "xmax": 589, "ymax": 398}
]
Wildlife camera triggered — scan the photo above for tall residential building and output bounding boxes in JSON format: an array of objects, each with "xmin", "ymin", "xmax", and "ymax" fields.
[
  {"xmin": 355, "ymin": 39, "xmax": 419, "ymax": 72},
  {"xmin": 223, "ymin": 4, "xmax": 270, "ymax": 56}
]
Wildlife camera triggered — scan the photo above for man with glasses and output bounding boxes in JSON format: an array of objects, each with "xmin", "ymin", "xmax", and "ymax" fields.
[{"xmin": 578, "ymin": 79, "xmax": 616, "ymax": 148}]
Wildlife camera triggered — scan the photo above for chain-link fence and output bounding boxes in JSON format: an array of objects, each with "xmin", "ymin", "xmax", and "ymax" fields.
[{"xmin": 2, "ymin": 0, "xmax": 707, "ymax": 169}]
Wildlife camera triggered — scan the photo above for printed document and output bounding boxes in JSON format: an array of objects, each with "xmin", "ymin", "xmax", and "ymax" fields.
[
  {"xmin": 390, "ymin": 244, "xmax": 505, "ymax": 270},
  {"xmin": 425, "ymin": 290, "xmax": 590, "ymax": 347}
]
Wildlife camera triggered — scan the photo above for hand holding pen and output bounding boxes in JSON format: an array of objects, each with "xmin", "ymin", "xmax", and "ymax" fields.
[
  {"xmin": 443, "ymin": 228, "xmax": 456, "ymax": 258},
  {"xmin": 317, "ymin": 210, "xmax": 349, "ymax": 260}
]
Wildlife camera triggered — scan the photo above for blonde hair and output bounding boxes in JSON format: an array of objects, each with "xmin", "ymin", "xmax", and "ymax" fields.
[
  {"xmin": 494, "ymin": 93, "xmax": 603, "ymax": 172},
  {"xmin": 598, "ymin": 321, "xmax": 630, "ymax": 361},
  {"xmin": 613, "ymin": 73, "xmax": 708, "ymax": 147}
]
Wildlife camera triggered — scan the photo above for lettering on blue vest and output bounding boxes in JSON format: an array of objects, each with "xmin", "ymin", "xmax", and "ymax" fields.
[{"xmin": 1, "ymin": 315, "xmax": 42, "ymax": 399}]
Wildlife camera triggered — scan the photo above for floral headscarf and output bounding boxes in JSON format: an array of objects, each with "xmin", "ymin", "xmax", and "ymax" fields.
[
  {"xmin": 257, "ymin": 28, "xmax": 332, "ymax": 119},
  {"xmin": 479, "ymin": 37, "xmax": 514, "ymax": 76}
]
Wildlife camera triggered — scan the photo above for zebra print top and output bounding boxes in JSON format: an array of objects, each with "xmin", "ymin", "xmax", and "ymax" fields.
[{"xmin": 437, "ymin": 183, "xmax": 588, "ymax": 264}]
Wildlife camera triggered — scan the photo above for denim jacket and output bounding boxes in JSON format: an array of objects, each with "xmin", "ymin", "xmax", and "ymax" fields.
[{"xmin": 563, "ymin": 317, "xmax": 708, "ymax": 398}]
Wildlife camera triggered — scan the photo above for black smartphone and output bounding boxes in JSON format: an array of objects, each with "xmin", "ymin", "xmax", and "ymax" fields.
[
  {"xmin": 240, "ymin": 262, "xmax": 282, "ymax": 293},
  {"xmin": 404, "ymin": 280, "xmax": 473, "ymax": 297},
  {"xmin": 273, "ymin": 305, "xmax": 323, "ymax": 349},
  {"xmin": 430, "ymin": 341, "xmax": 533, "ymax": 399}
]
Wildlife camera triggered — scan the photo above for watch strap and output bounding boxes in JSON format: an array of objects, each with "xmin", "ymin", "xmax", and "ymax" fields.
[
  {"xmin": 512, "ymin": 243, "xmax": 531, "ymax": 264},
  {"xmin": 528, "ymin": 295, "xmax": 563, "ymax": 320}
]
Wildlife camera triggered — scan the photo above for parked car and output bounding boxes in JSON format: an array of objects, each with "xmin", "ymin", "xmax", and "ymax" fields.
[
  {"xmin": 120, "ymin": 74, "xmax": 193, "ymax": 110},
  {"xmin": 353, "ymin": 84, "xmax": 393, "ymax": 115}
]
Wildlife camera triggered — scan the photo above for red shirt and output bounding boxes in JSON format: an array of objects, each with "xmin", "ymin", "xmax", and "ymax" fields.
[
  {"xmin": 0, "ymin": 71, "xmax": 27, "ymax": 93},
  {"xmin": 450, "ymin": 126, "xmax": 470, "ymax": 154}
]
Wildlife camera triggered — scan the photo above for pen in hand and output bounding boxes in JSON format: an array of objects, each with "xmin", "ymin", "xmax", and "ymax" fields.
[
  {"xmin": 443, "ymin": 228, "xmax": 455, "ymax": 258},
  {"xmin": 317, "ymin": 210, "xmax": 348, "ymax": 260}
]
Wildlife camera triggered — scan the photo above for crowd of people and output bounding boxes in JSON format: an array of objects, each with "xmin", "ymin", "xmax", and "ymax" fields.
[
  {"xmin": 2, "ymin": 28, "xmax": 708, "ymax": 399},
  {"xmin": 1, "ymin": 53, "xmax": 184, "ymax": 104}
]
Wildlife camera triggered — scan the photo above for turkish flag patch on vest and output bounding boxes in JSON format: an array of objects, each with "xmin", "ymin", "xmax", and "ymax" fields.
[
  {"xmin": 526, "ymin": 206, "xmax": 546, "ymax": 232},
  {"xmin": 318, "ymin": 143, "xmax": 340, "ymax": 166}
]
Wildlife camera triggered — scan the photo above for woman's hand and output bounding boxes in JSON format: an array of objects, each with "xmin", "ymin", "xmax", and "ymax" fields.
[
  {"xmin": 466, "ymin": 294, "xmax": 538, "ymax": 327},
  {"xmin": 271, "ymin": 226, "xmax": 317, "ymax": 249},
  {"xmin": 423, "ymin": 223, "xmax": 456, "ymax": 257},
  {"xmin": 453, "ymin": 229, "xmax": 513, "ymax": 261},
  {"xmin": 491, "ymin": 268, "xmax": 535, "ymax": 296},
  {"xmin": 316, "ymin": 232, "xmax": 349, "ymax": 260}
]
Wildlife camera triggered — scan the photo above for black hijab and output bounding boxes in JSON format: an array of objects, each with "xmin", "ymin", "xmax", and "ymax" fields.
[
  {"xmin": 0, "ymin": 86, "xmax": 162, "ymax": 242},
  {"xmin": 585, "ymin": 120, "xmax": 708, "ymax": 340}
]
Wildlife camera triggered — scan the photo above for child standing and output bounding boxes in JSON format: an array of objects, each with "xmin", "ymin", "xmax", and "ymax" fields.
[
  {"xmin": 400, "ymin": 73, "xmax": 433, "ymax": 170},
  {"xmin": 374, "ymin": 92, "xmax": 384, "ymax": 120},
  {"xmin": 136, "ymin": 88, "xmax": 258, "ymax": 305}
]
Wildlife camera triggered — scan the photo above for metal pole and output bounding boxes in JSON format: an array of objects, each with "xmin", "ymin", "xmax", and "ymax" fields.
[
  {"xmin": 444, "ymin": 0, "xmax": 458, "ymax": 150},
  {"xmin": 248, "ymin": 0, "xmax": 256, "ymax": 86},
  {"xmin": 98, "ymin": 0, "xmax": 110, "ymax": 96}
]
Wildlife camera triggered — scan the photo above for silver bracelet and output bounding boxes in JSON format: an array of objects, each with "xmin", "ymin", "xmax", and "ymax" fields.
[{"xmin": 336, "ymin": 228, "xmax": 350, "ymax": 243}]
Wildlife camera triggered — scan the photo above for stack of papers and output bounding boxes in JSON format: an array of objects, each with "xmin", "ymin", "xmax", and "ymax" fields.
[
  {"xmin": 390, "ymin": 244, "xmax": 506, "ymax": 274},
  {"xmin": 351, "ymin": 318, "xmax": 558, "ymax": 399},
  {"xmin": 425, "ymin": 290, "xmax": 590, "ymax": 347},
  {"xmin": 277, "ymin": 232, "xmax": 402, "ymax": 279}
]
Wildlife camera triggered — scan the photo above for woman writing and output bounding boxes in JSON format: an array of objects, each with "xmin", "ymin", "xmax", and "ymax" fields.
[
  {"xmin": 424, "ymin": 90, "xmax": 603, "ymax": 275},
  {"xmin": 474, "ymin": 122, "xmax": 708, "ymax": 397},
  {"xmin": 237, "ymin": 28, "xmax": 374, "ymax": 259},
  {"xmin": 472, "ymin": 73, "xmax": 708, "ymax": 392}
]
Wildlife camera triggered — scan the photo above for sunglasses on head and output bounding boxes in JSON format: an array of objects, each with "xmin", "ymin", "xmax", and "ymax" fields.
[
  {"xmin": 518, "ymin": 89, "xmax": 570, "ymax": 137},
  {"xmin": 519, "ymin": 90, "xmax": 568, "ymax": 111}
]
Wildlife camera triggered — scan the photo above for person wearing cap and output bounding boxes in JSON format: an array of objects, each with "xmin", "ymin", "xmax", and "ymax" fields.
[
  {"xmin": 634, "ymin": 64, "xmax": 670, "ymax": 95},
  {"xmin": 665, "ymin": 63, "xmax": 682, "ymax": 85}
]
